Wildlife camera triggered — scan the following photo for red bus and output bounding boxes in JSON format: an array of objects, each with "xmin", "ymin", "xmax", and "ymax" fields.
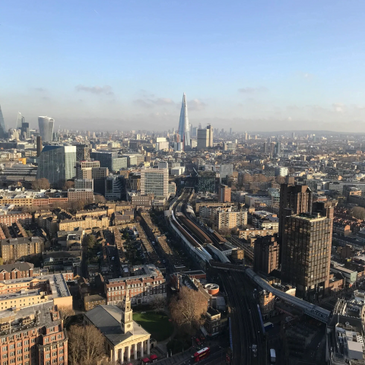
[
  {"xmin": 192, "ymin": 347, "xmax": 210, "ymax": 362},
  {"xmin": 149, "ymin": 354, "xmax": 158, "ymax": 363}
]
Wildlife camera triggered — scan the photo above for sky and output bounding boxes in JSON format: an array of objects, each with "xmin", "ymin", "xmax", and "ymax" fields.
[{"xmin": 1, "ymin": 0, "xmax": 365, "ymax": 132}]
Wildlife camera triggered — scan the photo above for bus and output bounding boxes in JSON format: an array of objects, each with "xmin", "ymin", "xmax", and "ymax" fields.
[
  {"xmin": 264, "ymin": 322, "xmax": 274, "ymax": 331},
  {"xmin": 192, "ymin": 347, "xmax": 210, "ymax": 362}
]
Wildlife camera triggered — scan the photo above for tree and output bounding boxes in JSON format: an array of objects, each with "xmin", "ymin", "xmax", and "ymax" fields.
[
  {"xmin": 169, "ymin": 286, "xmax": 208, "ymax": 335},
  {"xmin": 32, "ymin": 178, "xmax": 50, "ymax": 191},
  {"xmin": 59, "ymin": 307, "xmax": 75, "ymax": 328},
  {"xmin": 95, "ymin": 195, "xmax": 107, "ymax": 204},
  {"xmin": 68, "ymin": 324, "xmax": 105, "ymax": 365},
  {"xmin": 152, "ymin": 294, "xmax": 167, "ymax": 312},
  {"xmin": 276, "ymin": 176, "xmax": 286, "ymax": 184},
  {"xmin": 63, "ymin": 180, "xmax": 75, "ymax": 191},
  {"xmin": 84, "ymin": 234, "xmax": 97, "ymax": 249},
  {"xmin": 242, "ymin": 173, "xmax": 253, "ymax": 183},
  {"xmin": 352, "ymin": 207, "xmax": 365, "ymax": 220}
]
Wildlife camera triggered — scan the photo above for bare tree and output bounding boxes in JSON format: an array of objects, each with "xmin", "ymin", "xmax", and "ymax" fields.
[
  {"xmin": 63, "ymin": 180, "xmax": 75, "ymax": 191},
  {"xmin": 95, "ymin": 195, "xmax": 107, "ymax": 204},
  {"xmin": 169, "ymin": 286, "xmax": 208, "ymax": 335},
  {"xmin": 152, "ymin": 294, "xmax": 166, "ymax": 312},
  {"xmin": 352, "ymin": 207, "xmax": 365, "ymax": 220},
  {"xmin": 68, "ymin": 324, "xmax": 105, "ymax": 365},
  {"xmin": 32, "ymin": 178, "xmax": 50, "ymax": 191}
]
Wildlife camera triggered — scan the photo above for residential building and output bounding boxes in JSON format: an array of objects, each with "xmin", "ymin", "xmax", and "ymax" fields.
[
  {"xmin": 0, "ymin": 303, "xmax": 68, "ymax": 365},
  {"xmin": 219, "ymin": 184, "xmax": 231, "ymax": 203},
  {"xmin": 279, "ymin": 183, "xmax": 312, "ymax": 245},
  {"xmin": 105, "ymin": 264, "xmax": 166, "ymax": 306},
  {"xmin": 67, "ymin": 188, "xmax": 94, "ymax": 202},
  {"xmin": 253, "ymin": 235, "xmax": 280, "ymax": 275},
  {"xmin": 140, "ymin": 168, "xmax": 168, "ymax": 198},
  {"xmin": 281, "ymin": 204, "xmax": 333, "ymax": 299},
  {"xmin": 0, "ymin": 237, "xmax": 44, "ymax": 262}
]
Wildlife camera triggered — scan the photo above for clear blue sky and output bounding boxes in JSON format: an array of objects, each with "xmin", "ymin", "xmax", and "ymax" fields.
[{"xmin": 1, "ymin": 0, "xmax": 365, "ymax": 132}]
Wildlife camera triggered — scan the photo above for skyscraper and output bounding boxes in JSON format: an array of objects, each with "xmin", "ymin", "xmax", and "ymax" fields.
[
  {"xmin": 197, "ymin": 125, "xmax": 213, "ymax": 149},
  {"xmin": 177, "ymin": 93, "xmax": 190, "ymax": 148},
  {"xmin": 281, "ymin": 204, "xmax": 333, "ymax": 299},
  {"xmin": 279, "ymin": 183, "xmax": 312, "ymax": 245},
  {"xmin": 0, "ymin": 105, "xmax": 7, "ymax": 139},
  {"xmin": 37, "ymin": 145, "xmax": 76, "ymax": 187},
  {"xmin": 38, "ymin": 116, "xmax": 54, "ymax": 142},
  {"xmin": 16, "ymin": 112, "xmax": 25, "ymax": 129}
]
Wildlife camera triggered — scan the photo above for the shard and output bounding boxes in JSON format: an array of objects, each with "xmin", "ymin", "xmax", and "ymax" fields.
[
  {"xmin": 178, "ymin": 93, "xmax": 190, "ymax": 148},
  {"xmin": 0, "ymin": 105, "xmax": 7, "ymax": 139}
]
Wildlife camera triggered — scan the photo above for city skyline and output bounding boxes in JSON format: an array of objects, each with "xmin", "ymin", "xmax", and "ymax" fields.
[{"xmin": 1, "ymin": 1, "xmax": 365, "ymax": 132}]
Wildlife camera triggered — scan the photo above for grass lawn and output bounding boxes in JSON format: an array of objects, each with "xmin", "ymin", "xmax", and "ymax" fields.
[{"xmin": 133, "ymin": 312, "xmax": 174, "ymax": 341}]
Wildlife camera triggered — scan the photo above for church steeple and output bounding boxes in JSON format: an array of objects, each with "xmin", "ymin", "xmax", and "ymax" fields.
[{"xmin": 121, "ymin": 290, "xmax": 133, "ymax": 334}]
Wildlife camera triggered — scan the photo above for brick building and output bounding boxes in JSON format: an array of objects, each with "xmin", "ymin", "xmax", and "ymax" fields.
[
  {"xmin": 105, "ymin": 265, "xmax": 166, "ymax": 306},
  {"xmin": 0, "ymin": 237, "xmax": 44, "ymax": 262},
  {"xmin": 0, "ymin": 303, "xmax": 68, "ymax": 365},
  {"xmin": 0, "ymin": 262, "xmax": 35, "ymax": 280},
  {"xmin": 253, "ymin": 235, "xmax": 280, "ymax": 275}
]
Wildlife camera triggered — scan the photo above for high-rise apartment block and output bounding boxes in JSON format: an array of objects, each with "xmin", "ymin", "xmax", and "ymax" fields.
[
  {"xmin": 279, "ymin": 184, "xmax": 312, "ymax": 244},
  {"xmin": 38, "ymin": 116, "xmax": 54, "ymax": 142},
  {"xmin": 141, "ymin": 168, "xmax": 168, "ymax": 198},
  {"xmin": 253, "ymin": 235, "xmax": 280, "ymax": 275},
  {"xmin": 281, "ymin": 204, "xmax": 333, "ymax": 299},
  {"xmin": 37, "ymin": 146, "xmax": 76, "ymax": 187}
]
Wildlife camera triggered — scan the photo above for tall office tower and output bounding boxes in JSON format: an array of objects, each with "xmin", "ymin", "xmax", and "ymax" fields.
[
  {"xmin": 36, "ymin": 136, "xmax": 43, "ymax": 157},
  {"xmin": 76, "ymin": 144, "xmax": 90, "ymax": 161},
  {"xmin": 279, "ymin": 183, "xmax": 312, "ymax": 244},
  {"xmin": 140, "ymin": 168, "xmax": 168, "ymax": 198},
  {"xmin": 0, "ymin": 105, "xmax": 6, "ymax": 138},
  {"xmin": 197, "ymin": 125, "xmax": 213, "ymax": 149},
  {"xmin": 207, "ymin": 124, "xmax": 213, "ymax": 147},
  {"xmin": 37, "ymin": 145, "xmax": 76, "ymax": 187},
  {"xmin": 15, "ymin": 112, "xmax": 25, "ymax": 129},
  {"xmin": 177, "ymin": 93, "xmax": 190, "ymax": 149},
  {"xmin": 281, "ymin": 203, "xmax": 333, "ymax": 299},
  {"xmin": 254, "ymin": 235, "xmax": 280, "ymax": 275},
  {"xmin": 219, "ymin": 184, "xmax": 231, "ymax": 203},
  {"xmin": 21, "ymin": 121, "xmax": 30, "ymax": 139},
  {"xmin": 38, "ymin": 116, "xmax": 54, "ymax": 142},
  {"xmin": 197, "ymin": 128, "xmax": 209, "ymax": 149}
]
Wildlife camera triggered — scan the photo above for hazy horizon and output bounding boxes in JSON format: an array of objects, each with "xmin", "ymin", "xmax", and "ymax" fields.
[{"xmin": 1, "ymin": 1, "xmax": 365, "ymax": 133}]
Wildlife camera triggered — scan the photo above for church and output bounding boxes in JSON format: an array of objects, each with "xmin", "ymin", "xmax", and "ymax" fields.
[{"xmin": 85, "ymin": 292, "xmax": 151, "ymax": 363}]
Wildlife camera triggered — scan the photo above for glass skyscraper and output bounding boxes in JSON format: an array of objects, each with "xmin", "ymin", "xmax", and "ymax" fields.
[
  {"xmin": 38, "ymin": 116, "xmax": 54, "ymax": 142},
  {"xmin": 177, "ymin": 93, "xmax": 190, "ymax": 149},
  {"xmin": 37, "ymin": 146, "xmax": 76, "ymax": 187},
  {"xmin": 0, "ymin": 105, "xmax": 7, "ymax": 139}
]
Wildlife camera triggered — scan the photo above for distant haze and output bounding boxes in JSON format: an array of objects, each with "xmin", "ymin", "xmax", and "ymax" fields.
[{"xmin": 1, "ymin": 1, "xmax": 365, "ymax": 132}]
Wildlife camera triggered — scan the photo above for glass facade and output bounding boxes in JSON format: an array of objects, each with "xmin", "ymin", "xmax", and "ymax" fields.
[
  {"xmin": 0, "ymin": 105, "xmax": 6, "ymax": 139},
  {"xmin": 37, "ymin": 146, "xmax": 76, "ymax": 187},
  {"xmin": 38, "ymin": 116, "xmax": 54, "ymax": 142}
]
